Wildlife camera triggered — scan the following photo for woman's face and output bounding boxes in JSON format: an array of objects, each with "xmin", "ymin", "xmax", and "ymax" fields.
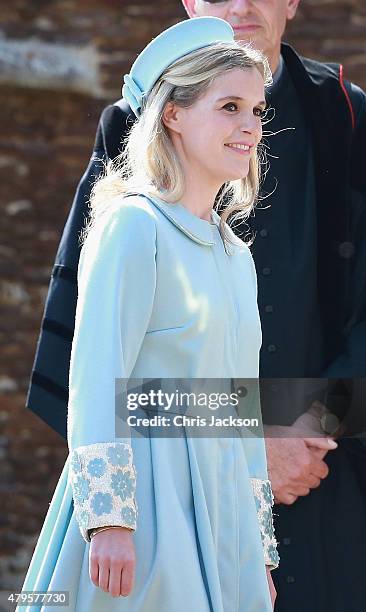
[{"xmin": 165, "ymin": 67, "xmax": 266, "ymax": 189}]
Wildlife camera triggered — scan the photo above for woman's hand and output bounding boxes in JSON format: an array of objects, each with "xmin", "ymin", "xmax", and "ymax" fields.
[
  {"xmin": 266, "ymin": 566, "xmax": 277, "ymax": 609},
  {"xmin": 89, "ymin": 527, "xmax": 136, "ymax": 598}
]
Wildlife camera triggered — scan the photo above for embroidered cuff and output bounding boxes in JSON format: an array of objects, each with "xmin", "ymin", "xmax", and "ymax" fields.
[
  {"xmin": 69, "ymin": 442, "xmax": 137, "ymax": 542},
  {"xmin": 251, "ymin": 478, "xmax": 279, "ymax": 570}
]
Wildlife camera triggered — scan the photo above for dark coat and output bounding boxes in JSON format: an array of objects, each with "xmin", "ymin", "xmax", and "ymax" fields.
[{"xmin": 26, "ymin": 42, "xmax": 366, "ymax": 611}]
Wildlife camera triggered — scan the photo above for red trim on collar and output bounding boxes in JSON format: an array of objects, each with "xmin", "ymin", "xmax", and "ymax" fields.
[{"xmin": 339, "ymin": 64, "xmax": 355, "ymax": 131}]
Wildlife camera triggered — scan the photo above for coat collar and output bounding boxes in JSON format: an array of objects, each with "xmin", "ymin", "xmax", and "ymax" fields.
[{"xmin": 138, "ymin": 192, "xmax": 219, "ymax": 246}]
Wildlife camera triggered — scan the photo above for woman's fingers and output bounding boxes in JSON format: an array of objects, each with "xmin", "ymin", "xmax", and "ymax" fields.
[
  {"xmin": 89, "ymin": 553, "xmax": 99, "ymax": 586},
  {"xmin": 98, "ymin": 564, "xmax": 110, "ymax": 593},
  {"xmin": 109, "ymin": 559, "xmax": 123, "ymax": 597},
  {"xmin": 89, "ymin": 527, "xmax": 136, "ymax": 597},
  {"xmin": 121, "ymin": 556, "xmax": 136, "ymax": 596},
  {"xmin": 266, "ymin": 567, "xmax": 277, "ymax": 609},
  {"xmin": 96, "ymin": 558, "xmax": 135, "ymax": 598}
]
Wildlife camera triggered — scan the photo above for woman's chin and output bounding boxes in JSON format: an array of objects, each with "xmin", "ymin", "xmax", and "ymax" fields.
[
  {"xmin": 222, "ymin": 171, "xmax": 250, "ymax": 183},
  {"xmin": 221, "ymin": 162, "xmax": 250, "ymax": 183},
  {"xmin": 212, "ymin": 163, "xmax": 250, "ymax": 185}
]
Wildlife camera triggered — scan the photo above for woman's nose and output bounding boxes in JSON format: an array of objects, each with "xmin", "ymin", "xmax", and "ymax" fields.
[{"xmin": 240, "ymin": 114, "xmax": 259, "ymax": 135}]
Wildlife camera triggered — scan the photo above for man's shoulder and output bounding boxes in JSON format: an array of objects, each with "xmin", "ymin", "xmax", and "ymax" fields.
[
  {"xmin": 345, "ymin": 81, "xmax": 366, "ymax": 124},
  {"xmin": 98, "ymin": 98, "xmax": 131, "ymax": 121},
  {"xmin": 112, "ymin": 98, "xmax": 131, "ymax": 114},
  {"xmin": 282, "ymin": 42, "xmax": 356, "ymax": 89},
  {"xmin": 303, "ymin": 55, "xmax": 366, "ymax": 121},
  {"xmin": 282, "ymin": 43, "xmax": 365, "ymax": 126},
  {"xmin": 301, "ymin": 55, "xmax": 339, "ymax": 79},
  {"xmin": 300, "ymin": 52, "xmax": 365, "ymax": 109},
  {"xmin": 94, "ymin": 98, "xmax": 134, "ymax": 159}
]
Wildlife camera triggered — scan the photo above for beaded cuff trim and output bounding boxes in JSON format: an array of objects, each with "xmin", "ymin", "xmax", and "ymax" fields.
[
  {"xmin": 69, "ymin": 442, "xmax": 137, "ymax": 542},
  {"xmin": 251, "ymin": 478, "xmax": 279, "ymax": 569}
]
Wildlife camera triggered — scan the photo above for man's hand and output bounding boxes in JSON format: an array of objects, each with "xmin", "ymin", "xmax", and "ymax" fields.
[
  {"xmin": 293, "ymin": 400, "xmax": 344, "ymax": 439},
  {"xmin": 264, "ymin": 425, "xmax": 338, "ymax": 505},
  {"xmin": 89, "ymin": 527, "xmax": 136, "ymax": 597}
]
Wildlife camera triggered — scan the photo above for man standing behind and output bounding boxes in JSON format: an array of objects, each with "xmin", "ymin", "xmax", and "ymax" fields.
[{"xmin": 27, "ymin": 1, "xmax": 366, "ymax": 610}]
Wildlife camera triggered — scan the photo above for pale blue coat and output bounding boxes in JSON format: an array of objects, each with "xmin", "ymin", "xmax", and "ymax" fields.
[{"xmin": 18, "ymin": 193, "xmax": 278, "ymax": 612}]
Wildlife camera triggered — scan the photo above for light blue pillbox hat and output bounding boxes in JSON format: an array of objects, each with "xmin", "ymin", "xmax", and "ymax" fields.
[{"xmin": 122, "ymin": 17, "xmax": 234, "ymax": 117}]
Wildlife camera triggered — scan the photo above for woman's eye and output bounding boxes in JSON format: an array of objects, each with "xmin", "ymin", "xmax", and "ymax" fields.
[
  {"xmin": 254, "ymin": 107, "xmax": 267, "ymax": 119},
  {"xmin": 223, "ymin": 102, "xmax": 238, "ymax": 112}
]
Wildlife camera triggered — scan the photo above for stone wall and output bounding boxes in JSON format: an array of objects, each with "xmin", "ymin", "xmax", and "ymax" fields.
[{"xmin": 0, "ymin": 0, "xmax": 365, "ymax": 607}]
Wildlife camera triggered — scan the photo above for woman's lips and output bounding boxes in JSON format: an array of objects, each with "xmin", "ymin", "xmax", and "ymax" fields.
[{"xmin": 224, "ymin": 144, "xmax": 252, "ymax": 156}]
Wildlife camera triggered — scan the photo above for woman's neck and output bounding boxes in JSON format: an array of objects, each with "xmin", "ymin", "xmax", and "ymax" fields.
[
  {"xmin": 169, "ymin": 134, "xmax": 223, "ymax": 221},
  {"xmin": 177, "ymin": 167, "xmax": 222, "ymax": 222},
  {"xmin": 178, "ymin": 190, "xmax": 216, "ymax": 221}
]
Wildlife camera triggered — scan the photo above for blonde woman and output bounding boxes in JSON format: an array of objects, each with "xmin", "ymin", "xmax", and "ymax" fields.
[{"xmin": 18, "ymin": 17, "xmax": 278, "ymax": 612}]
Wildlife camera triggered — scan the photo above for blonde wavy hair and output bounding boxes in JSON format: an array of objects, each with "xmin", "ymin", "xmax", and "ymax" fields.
[{"xmin": 82, "ymin": 40, "xmax": 272, "ymax": 246}]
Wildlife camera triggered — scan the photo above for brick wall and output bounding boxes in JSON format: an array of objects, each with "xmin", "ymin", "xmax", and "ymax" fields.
[{"xmin": 0, "ymin": 0, "xmax": 364, "ymax": 605}]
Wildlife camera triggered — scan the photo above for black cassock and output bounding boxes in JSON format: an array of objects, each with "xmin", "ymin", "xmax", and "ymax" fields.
[
  {"xmin": 245, "ymin": 48, "xmax": 366, "ymax": 611},
  {"xmin": 27, "ymin": 43, "xmax": 366, "ymax": 611}
]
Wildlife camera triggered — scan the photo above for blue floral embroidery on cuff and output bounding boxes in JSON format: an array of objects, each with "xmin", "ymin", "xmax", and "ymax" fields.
[
  {"xmin": 91, "ymin": 492, "xmax": 113, "ymax": 516},
  {"xmin": 263, "ymin": 509, "xmax": 274, "ymax": 538},
  {"xmin": 74, "ymin": 475, "xmax": 90, "ymax": 503},
  {"xmin": 87, "ymin": 458, "xmax": 106, "ymax": 478},
  {"xmin": 254, "ymin": 494, "xmax": 262, "ymax": 512},
  {"xmin": 267, "ymin": 544, "xmax": 278, "ymax": 566},
  {"xmin": 71, "ymin": 452, "xmax": 82, "ymax": 474},
  {"xmin": 107, "ymin": 445, "xmax": 130, "ymax": 467},
  {"xmin": 121, "ymin": 506, "xmax": 136, "ymax": 527},
  {"xmin": 251, "ymin": 478, "xmax": 279, "ymax": 569},
  {"xmin": 262, "ymin": 481, "xmax": 273, "ymax": 505},
  {"xmin": 111, "ymin": 470, "xmax": 135, "ymax": 501},
  {"xmin": 70, "ymin": 442, "xmax": 137, "ymax": 543},
  {"xmin": 79, "ymin": 510, "xmax": 91, "ymax": 529}
]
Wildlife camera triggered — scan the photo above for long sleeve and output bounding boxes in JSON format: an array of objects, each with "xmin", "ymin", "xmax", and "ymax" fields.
[
  {"xmin": 238, "ymin": 382, "xmax": 279, "ymax": 570},
  {"xmin": 323, "ymin": 84, "xmax": 366, "ymax": 380},
  {"xmin": 322, "ymin": 89, "xmax": 366, "ymax": 445},
  {"xmin": 239, "ymin": 249, "xmax": 279, "ymax": 570},
  {"xmin": 67, "ymin": 197, "xmax": 157, "ymax": 542}
]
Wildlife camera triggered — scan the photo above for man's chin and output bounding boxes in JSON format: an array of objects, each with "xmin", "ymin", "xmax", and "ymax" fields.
[{"xmin": 233, "ymin": 32, "xmax": 265, "ymax": 52}]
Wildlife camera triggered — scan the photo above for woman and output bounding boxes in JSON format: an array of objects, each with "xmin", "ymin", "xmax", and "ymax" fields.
[{"xmin": 18, "ymin": 17, "xmax": 278, "ymax": 611}]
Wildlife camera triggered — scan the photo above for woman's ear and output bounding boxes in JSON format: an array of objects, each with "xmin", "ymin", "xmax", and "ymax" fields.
[{"xmin": 162, "ymin": 102, "xmax": 182, "ymax": 134}]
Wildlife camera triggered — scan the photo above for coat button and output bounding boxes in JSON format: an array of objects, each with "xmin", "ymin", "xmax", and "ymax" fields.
[
  {"xmin": 237, "ymin": 386, "xmax": 248, "ymax": 397},
  {"xmin": 264, "ymin": 304, "xmax": 273, "ymax": 313},
  {"xmin": 268, "ymin": 344, "xmax": 277, "ymax": 353},
  {"xmin": 282, "ymin": 537, "xmax": 291, "ymax": 546},
  {"xmin": 262, "ymin": 267, "xmax": 272, "ymax": 276},
  {"xmin": 259, "ymin": 228, "xmax": 268, "ymax": 238},
  {"xmin": 338, "ymin": 241, "xmax": 355, "ymax": 259},
  {"xmin": 286, "ymin": 576, "xmax": 295, "ymax": 584}
]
